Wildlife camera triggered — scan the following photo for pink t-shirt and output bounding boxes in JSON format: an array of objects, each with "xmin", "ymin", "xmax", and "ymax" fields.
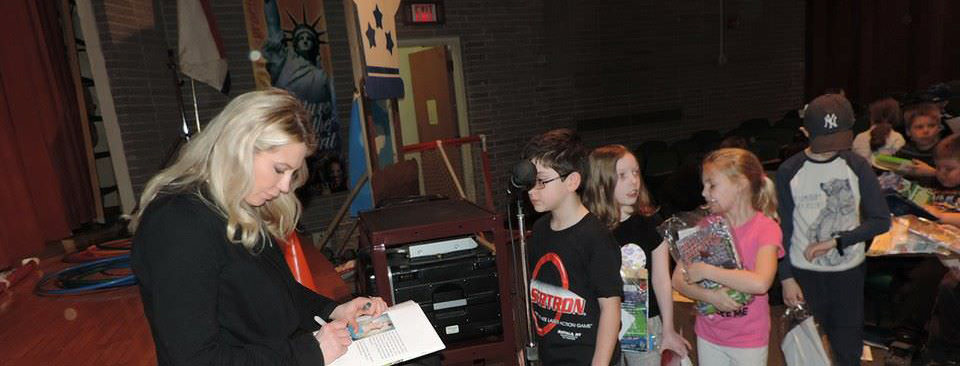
[{"xmin": 695, "ymin": 211, "xmax": 784, "ymax": 348}]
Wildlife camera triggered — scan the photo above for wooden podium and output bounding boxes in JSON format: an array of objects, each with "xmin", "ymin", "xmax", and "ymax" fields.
[{"xmin": 357, "ymin": 199, "xmax": 517, "ymax": 365}]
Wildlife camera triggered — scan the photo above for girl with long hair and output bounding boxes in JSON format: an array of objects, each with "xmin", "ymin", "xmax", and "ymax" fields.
[
  {"xmin": 852, "ymin": 97, "xmax": 906, "ymax": 164},
  {"xmin": 671, "ymin": 148, "xmax": 783, "ymax": 366},
  {"xmin": 583, "ymin": 145, "xmax": 690, "ymax": 365}
]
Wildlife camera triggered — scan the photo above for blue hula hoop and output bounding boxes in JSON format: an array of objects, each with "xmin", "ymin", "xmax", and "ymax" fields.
[{"xmin": 34, "ymin": 254, "xmax": 137, "ymax": 296}]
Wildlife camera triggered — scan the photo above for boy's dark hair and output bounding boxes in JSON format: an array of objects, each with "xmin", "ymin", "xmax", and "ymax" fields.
[
  {"xmin": 904, "ymin": 102, "xmax": 942, "ymax": 129},
  {"xmin": 935, "ymin": 134, "xmax": 960, "ymax": 162},
  {"xmin": 522, "ymin": 128, "xmax": 588, "ymax": 188}
]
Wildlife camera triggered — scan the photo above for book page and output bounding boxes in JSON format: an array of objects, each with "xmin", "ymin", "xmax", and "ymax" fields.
[{"xmin": 329, "ymin": 300, "xmax": 445, "ymax": 366}]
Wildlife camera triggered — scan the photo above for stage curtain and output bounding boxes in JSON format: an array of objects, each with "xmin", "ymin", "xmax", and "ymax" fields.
[
  {"xmin": 0, "ymin": 0, "xmax": 95, "ymax": 267},
  {"xmin": 806, "ymin": 0, "xmax": 960, "ymax": 104}
]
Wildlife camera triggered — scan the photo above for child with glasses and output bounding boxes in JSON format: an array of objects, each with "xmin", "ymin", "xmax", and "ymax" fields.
[{"xmin": 524, "ymin": 129, "xmax": 623, "ymax": 365}]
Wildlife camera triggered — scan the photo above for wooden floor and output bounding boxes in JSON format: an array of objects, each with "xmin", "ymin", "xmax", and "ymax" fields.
[
  {"xmin": 0, "ymin": 257, "xmax": 154, "ymax": 366},
  {"xmin": 0, "ymin": 256, "xmax": 901, "ymax": 366},
  {"xmin": 0, "ymin": 233, "xmax": 352, "ymax": 366}
]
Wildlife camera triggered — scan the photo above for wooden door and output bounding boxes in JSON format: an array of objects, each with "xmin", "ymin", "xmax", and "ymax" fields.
[{"xmin": 409, "ymin": 46, "xmax": 461, "ymax": 199}]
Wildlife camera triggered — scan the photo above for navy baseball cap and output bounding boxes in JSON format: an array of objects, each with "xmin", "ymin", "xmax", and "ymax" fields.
[{"xmin": 803, "ymin": 94, "xmax": 856, "ymax": 153}]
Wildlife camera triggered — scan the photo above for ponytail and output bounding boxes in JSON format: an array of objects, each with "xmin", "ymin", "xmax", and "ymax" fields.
[
  {"xmin": 703, "ymin": 148, "xmax": 779, "ymax": 221},
  {"xmin": 869, "ymin": 123, "xmax": 892, "ymax": 151},
  {"xmin": 868, "ymin": 97, "xmax": 902, "ymax": 152},
  {"xmin": 755, "ymin": 176, "xmax": 778, "ymax": 222}
]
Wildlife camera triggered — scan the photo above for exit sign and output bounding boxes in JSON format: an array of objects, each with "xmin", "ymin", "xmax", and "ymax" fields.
[{"xmin": 403, "ymin": 1, "xmax": 444, "ymax": 25}]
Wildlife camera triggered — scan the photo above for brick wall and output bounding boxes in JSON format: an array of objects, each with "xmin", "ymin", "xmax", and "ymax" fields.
[{"xmin": 94, "ymin": 0, "xmax": 804, "ymax": 233}]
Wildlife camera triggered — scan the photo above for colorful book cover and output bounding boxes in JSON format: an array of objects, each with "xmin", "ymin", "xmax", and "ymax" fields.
[
  {"xmin": 658, "ymin": 208, "xmax": 752, "ymax": 315},
  {"xmin": 620, "ymin": 244, "xmax": 653, "ymax": 352}
]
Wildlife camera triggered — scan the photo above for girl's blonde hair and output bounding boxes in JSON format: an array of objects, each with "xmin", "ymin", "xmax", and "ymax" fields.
[
  {"xmin": 583, "ymin": 145, "xmax": 656, "ymax": 230},
  {"xmin": 128, "ymin": 88, "xmax": 317, "ymax": 251},
  {"xmin": 702, "ymin": 148, "xmax": 778, "ymax": 221}
]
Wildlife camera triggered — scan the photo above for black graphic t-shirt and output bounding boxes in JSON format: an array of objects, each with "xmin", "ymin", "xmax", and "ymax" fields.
[
  {"xmin": 528, "ymin": 212, "xmax": 622, "ymax": 365},
  {"xmin": 612, "ymin": 214, "xmax": 663, "ymax": 318}
]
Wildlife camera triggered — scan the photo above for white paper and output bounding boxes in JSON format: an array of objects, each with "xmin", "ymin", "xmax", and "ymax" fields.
[
  {"xmin": 618, "ymin": 309, "xmax": 635, "ymax": 340},
  {"xmin": 328, "ymin": 301, "xmax": 445, "ymax": 366}
]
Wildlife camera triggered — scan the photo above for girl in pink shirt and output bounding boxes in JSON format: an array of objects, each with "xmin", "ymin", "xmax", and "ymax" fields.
[{"xmin": 672, "ymin": 148, "xmax": 784, "ymax": 365}]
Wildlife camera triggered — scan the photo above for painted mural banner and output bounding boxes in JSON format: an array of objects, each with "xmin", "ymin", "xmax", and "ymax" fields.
[
  {"xmin": 243, "ymin": 0, "xmax": 344, "ymax": 195},
  {"xmin": 353, "ymin": 0, "xmax": 403, "ymax": 99}
]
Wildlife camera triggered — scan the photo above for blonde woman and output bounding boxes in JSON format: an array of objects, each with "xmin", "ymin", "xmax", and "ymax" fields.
[{"xmin": 130, "ymin": 89, "xmax": 386, "ymax": 365}]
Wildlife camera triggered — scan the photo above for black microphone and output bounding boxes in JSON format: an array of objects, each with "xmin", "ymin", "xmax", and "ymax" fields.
[{"xmin": 508, "ymin": 160, "xmax": 536, "ymax": 195}]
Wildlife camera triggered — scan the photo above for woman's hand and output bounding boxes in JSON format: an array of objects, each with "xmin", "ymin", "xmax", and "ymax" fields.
[
  {"xmin": 683, "ymin": 262, "xmax": 714, "ymax": 284},
  {"xmin": 330, "ymin": 296, "xmax": 389, "ymax": 330},
  {"xmin": 315, "ymin": 319, "xmax": 351, "ymax": 363},
  {"xmin": 781, "ymin": 278, "xmax": 805, "ymax": 307},
  {"xmin": 659, "ymin": 328, "xmax": 691, "ymax": 358},
  {"xmin": 708, "ymin": 287, "xmax": 742, "ymax": 312}
]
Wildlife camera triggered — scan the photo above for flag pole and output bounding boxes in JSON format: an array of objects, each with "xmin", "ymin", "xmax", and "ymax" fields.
[{"xmin": 190, "ymin": 78, "xmax": 202, "ymax": 132}]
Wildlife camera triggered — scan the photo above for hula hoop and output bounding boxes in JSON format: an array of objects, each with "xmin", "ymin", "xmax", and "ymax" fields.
[{"xmin": 35, "ymin": 255, "xmax": 137, "ymax": 296}]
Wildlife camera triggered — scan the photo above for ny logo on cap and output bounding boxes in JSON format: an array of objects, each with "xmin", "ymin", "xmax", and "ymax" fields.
[{"xmin": 824, "ymin": 113, "xmax": 838, "ymax": 129}]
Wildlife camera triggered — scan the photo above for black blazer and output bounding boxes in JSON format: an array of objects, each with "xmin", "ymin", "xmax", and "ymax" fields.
[{"xmin": 132, "ymin": 192, "xmax": 339, "ymax": 365}]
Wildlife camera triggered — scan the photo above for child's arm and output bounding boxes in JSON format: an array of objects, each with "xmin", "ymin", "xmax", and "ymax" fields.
[
  {"xmin": 672, "ymin": 266, "xmax": 743, "ymax": 312},
  {"xmin": 828, "ymin": 156, "xmax": 892, "ymax": 256},
  {"xmin": 592, "ymin": 296, "xmax": 620, "ymax": 366},
  {"xmin": 897, "ymin": 159, "xmax": 937, "ymax": 178},
  {"xmin": 683, "ymin": 245, "xmax": 780, "ymax": 295},
  {"xmin": 652, "ymin": 242, "xmax": 690, "ymax": 356},
  {"xmin": 925, "ymin": 205, "xmax": 960, "ymax": 227},
  {"xmin": 775, "ymin": 160, "xmax": 807, "ymax": 306}
]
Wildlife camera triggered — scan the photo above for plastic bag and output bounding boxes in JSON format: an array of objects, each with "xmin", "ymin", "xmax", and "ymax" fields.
[
  {"xmin": 781, "ymin": 304, "xmax": 831, "ymax": 366},
  {"xmin": 657, "ymin": 207, "xmax": 752, "ymax": 315},
  {"xmin": 660, "ymin": 349, "xmax": 694, "ymax": 366},
  {"xmin": 620, "ymin": 244, "xmax": 655, "ymax": 352}
]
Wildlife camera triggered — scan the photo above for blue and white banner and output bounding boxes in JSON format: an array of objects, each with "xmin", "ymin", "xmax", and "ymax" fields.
[{"xmin": 353, "ymin": 0, "xmax": 403, "ymax": 99}]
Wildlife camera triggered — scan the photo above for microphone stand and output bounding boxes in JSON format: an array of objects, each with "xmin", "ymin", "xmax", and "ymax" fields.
[
  {"xmin": 516, "ymin": 194, "xmax": 538, "ymax": 363},
  {"xmin": 506, "ymin": 185, "xmax": 537, "ymax": 364}
]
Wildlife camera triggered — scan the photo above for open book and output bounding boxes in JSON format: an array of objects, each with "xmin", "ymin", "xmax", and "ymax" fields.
[
  {"xmin": 326, "ymin": 300, "xmax": 445, "ymax": 366},
  {"xmin": 868, "ymin": 215, "xmax": 960, "ymax": 257}
]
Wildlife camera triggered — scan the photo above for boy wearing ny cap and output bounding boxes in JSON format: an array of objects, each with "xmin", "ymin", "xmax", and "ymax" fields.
[{"xmin": 775, "ymin": 94, "xmax": 891, "ymax": 366}]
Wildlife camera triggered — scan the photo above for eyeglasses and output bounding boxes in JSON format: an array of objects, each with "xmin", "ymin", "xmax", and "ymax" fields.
[{"xmin": 531, "ymin": 172, "xmax": 571, "ymax": 190}]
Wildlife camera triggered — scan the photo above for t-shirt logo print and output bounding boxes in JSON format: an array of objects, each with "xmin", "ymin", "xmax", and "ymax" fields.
[
  {"xmin": 529, "ymin": 252, "xmax": 586, "ymax": 336},
  {"xmin": 824, "ymin": 113, "xmax": 838, "ymax": 129},
  {"xmin": 807, "ymin": 178, "xmax": 857, "ymax": 266}
]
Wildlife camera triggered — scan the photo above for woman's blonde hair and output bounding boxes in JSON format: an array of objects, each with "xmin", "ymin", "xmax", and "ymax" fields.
[
  {"xmin": 583, "ymin": 145, "xmax": 656, "ymax": 230},
  {"xmin": 702, "ymin": 148, "xmax": 778, "ymax": 221},
  {"xmin": 128, "ymin": 88, "xmax": 317, "ymax": 251}
]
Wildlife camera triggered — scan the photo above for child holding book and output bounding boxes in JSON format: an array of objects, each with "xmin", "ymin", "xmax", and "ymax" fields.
[
  {"xmin": 671, "ymin": 148, "xmax": 784, "ymax": 366},
  {"xmin": 778, "ymin": 93, "xmax": 891, "ymax": 366},
  {"xmin": 524, "ymin": 129, "xmax": 622, "ymax": 365},
  {"xmin": 582, "ymin": 145, "xmax": 690, "ymax": 365}
]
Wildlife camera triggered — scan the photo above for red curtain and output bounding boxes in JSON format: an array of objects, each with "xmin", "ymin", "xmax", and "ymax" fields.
[
  {"xmin": 0, "ymin": 0, "xmax": 95, "ymax": 267},
  {"xmin": 806, "ymin": 0, "xmax": 960, "ymax": 104}
]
